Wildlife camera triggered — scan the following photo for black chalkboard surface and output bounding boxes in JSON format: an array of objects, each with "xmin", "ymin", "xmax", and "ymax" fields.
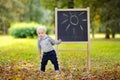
[{"xmin": 56, "ymin": 9, "xmax": 89, "ymax": 42}]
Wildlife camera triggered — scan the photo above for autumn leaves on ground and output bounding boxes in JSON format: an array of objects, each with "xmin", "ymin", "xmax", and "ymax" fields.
[{"xmin": 0, "ymin": 36, "xmax": 120, "ymax": 80}]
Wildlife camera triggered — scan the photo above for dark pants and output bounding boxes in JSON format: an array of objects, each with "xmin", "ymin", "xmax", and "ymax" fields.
[{"xmin": 40, "ymin": 50, "xmax": 59, "ymax": 72}]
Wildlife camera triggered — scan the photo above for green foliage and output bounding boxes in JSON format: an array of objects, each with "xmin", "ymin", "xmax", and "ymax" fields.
[
  {"xmin": 9, "ymin": 22, "xmax": 44, "ymax": 38},
  {"xmin": 22, "ymin": 0, "xmax": 45, "ymax": 23},
  {"xmin": 0, "ymin": 0, "xmax": 49, "ymax": 35},
  {"xmin": 0, "ymin": 0, "xmax": 45, "ymax": 23},
  {"xmin": 0, "ymin": 0, "xmax": 24, "ymax": 21},
  {"xmin": 41, "ymin": 0, "xmax": 120, "ymax": 38}
]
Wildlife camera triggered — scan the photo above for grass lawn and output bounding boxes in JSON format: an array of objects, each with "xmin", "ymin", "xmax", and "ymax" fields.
[{"xmin": 0, "ymin": 35, "xmax": 120, "ymax": 80}]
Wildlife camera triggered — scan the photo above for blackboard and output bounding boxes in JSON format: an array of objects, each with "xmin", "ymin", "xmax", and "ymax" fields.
[
  {"xmin": 55, "ymin": 8, "xmax": 91, "ymax": 72},
  {"xmin": 55, "ymin": 8, "xmax": 90, "ymax": 42}
]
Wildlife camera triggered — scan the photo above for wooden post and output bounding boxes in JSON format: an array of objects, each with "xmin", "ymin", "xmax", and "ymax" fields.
[
  {"xmin": 55, "ymin": 8, "xmax": 59, "ymax": 56},
  {"xmin": 87, "ymin": 7, "xmax": 91, "ymax": 74}
]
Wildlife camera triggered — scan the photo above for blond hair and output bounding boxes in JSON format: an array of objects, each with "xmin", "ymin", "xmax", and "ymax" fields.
[{"xmin": 36, "ymin": 26, "xmax": 46, "ymax": 34}]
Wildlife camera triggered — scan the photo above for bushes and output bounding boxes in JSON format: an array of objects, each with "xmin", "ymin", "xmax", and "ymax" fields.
[{"xmin": 9, "ymin": 22, "xmax": 51, "ymax": 38}]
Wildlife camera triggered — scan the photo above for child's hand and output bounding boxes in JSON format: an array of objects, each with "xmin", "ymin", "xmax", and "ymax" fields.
[
  {"xmin": 58, "ymin": 39, "xmax": 62, "ymax": 44},
  {"xmin": 38, "ymin": 50, "xmax": 41, "ymax": 59}
]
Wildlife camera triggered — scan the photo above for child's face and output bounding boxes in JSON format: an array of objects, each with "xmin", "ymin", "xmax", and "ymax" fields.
[{"xmin": 37, "ymin": 30, "xmax": 46, "ymax": 38}]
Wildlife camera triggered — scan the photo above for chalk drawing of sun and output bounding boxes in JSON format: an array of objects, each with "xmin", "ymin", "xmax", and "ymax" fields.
[{"xmin": 61, "ymin": 11, "xmax": 87, "ymax": 34}]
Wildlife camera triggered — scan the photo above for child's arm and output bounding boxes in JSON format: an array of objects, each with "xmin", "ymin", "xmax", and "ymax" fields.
[
  {"xmin": 48, "ymin": 37, "xmax": 62, "ymax": 45},
  {"xmin": 38, "ymin": 48, "xmax": 41, "ymax": 58},
  {"xmin": 38, "ymin": 39, "xmax": 42, "ymax": 58}
]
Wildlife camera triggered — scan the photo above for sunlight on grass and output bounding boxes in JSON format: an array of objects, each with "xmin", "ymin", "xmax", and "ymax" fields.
[
  {"xmin": 0, "ymin": 35, "xmax": 120, "ymax": 67},
  {"xmin": 0, "ymin": 35, "xmax": 39, "ymax": 64},
  {"xmin": 90, "ymin": 33, "xmax": 120, "ymax": 39},
  {"xmin": 0, "ymin": 35, "xmax": 120, "ymax": 79}
]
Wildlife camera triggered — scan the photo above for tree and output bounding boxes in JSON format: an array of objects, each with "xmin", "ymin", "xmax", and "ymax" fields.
[
  {"xmin": 0, "ymin": 0, "xmax": 24, "ymax": 34},
  {"xmin": 41, "ymin": 0, "xmax": 73, "ymax": 25},
  {"xmin": 41, "ymin": 0, "xmax": 101, "ymax": 38},
  {"xmin": 68, "ymin": 0, "xmax": 74, "ymax": 8},
  {"xmin": 78, "ymin": 0, "xmax": 120, "ymax": 39},
  {"xmin": 99, "ymin": 0, "xmax": 120, "ymax": 38},
  {"xmin": 0, "ymin": 0, "xmax": 45, "ymax": 34},
  {"xmin": 41, "ymin": 0, "xmax": 120, "ymax": 38},
  {"xmin": 20, "ymin": 0, "xmax": 44, "ymax": 23}
]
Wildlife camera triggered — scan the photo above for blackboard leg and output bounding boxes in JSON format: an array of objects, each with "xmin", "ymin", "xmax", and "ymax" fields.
[{"xmin": 87, "ymin": 42, "xmax": 91, "ymax": 74}]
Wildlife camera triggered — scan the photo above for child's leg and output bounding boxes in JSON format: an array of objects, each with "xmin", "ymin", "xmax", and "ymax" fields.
[
  {"xmin": 41, "ymin": 53, "xmax": 49, "ymax": 72},
  {"xmin": 50, "ymin": 50, "xmax": 59, "ymax": 71}
]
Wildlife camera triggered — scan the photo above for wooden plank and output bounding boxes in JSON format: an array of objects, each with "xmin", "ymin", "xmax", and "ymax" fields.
[
  {"xmin": 87, "ymin": 7, "xmax": 91, "ymax": 73},
  {"xmin": 58, "ymin": 49, "xmax": 87, "ymax": 52},
  {"xmin": 60, "ymin": 42, "xmax": 88, "ymax": 44},
  {"xmin": 56, "ymin": 8, "xmax": 88, "ymax": 11}
]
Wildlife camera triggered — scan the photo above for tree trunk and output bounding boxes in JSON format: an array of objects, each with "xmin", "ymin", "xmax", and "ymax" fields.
[
  {"xmin": 105, "ymin": 26, "xmax": 110, "ymax": 39},
  {"xmin": 3, "ymin": 22, "xmax": 6, "ymax": 35},
  {"xmin": 92, "ymin": 31, "xmax": 94, "ymax": 38},
  {"xmin": 29, "ymin": 0, "xmax": 33, "ymax": 21},
  {"xmin": 105, "ymin": 33, "xmax": 110, "ymax": 39},
  {"xmin": 112, "ymin": 33, "xmax": 115, "ymax": 38},
  {"xmin": 92, "ymin": 28, "xmax": 94, "ymax": 38},
  {"xmin": 3, "ymin": 21, "xmax": 9, "ymax": 35},
  {"xmin": 68, "ymin": 0, "xmax": 74, "ymax": 8},
  {"xmin": 111, "ymin": 28, "xmax": 116, "ymax": 38}
]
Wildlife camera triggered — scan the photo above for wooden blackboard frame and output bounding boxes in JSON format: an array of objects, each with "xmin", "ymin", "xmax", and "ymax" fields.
[
  {"xmin": 55, "ymin": 8, "xmax": 90, "ymax": 43},
  {"xmin": 55, "ymin": 8, "xmax": 91, "ymax": 73}
]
